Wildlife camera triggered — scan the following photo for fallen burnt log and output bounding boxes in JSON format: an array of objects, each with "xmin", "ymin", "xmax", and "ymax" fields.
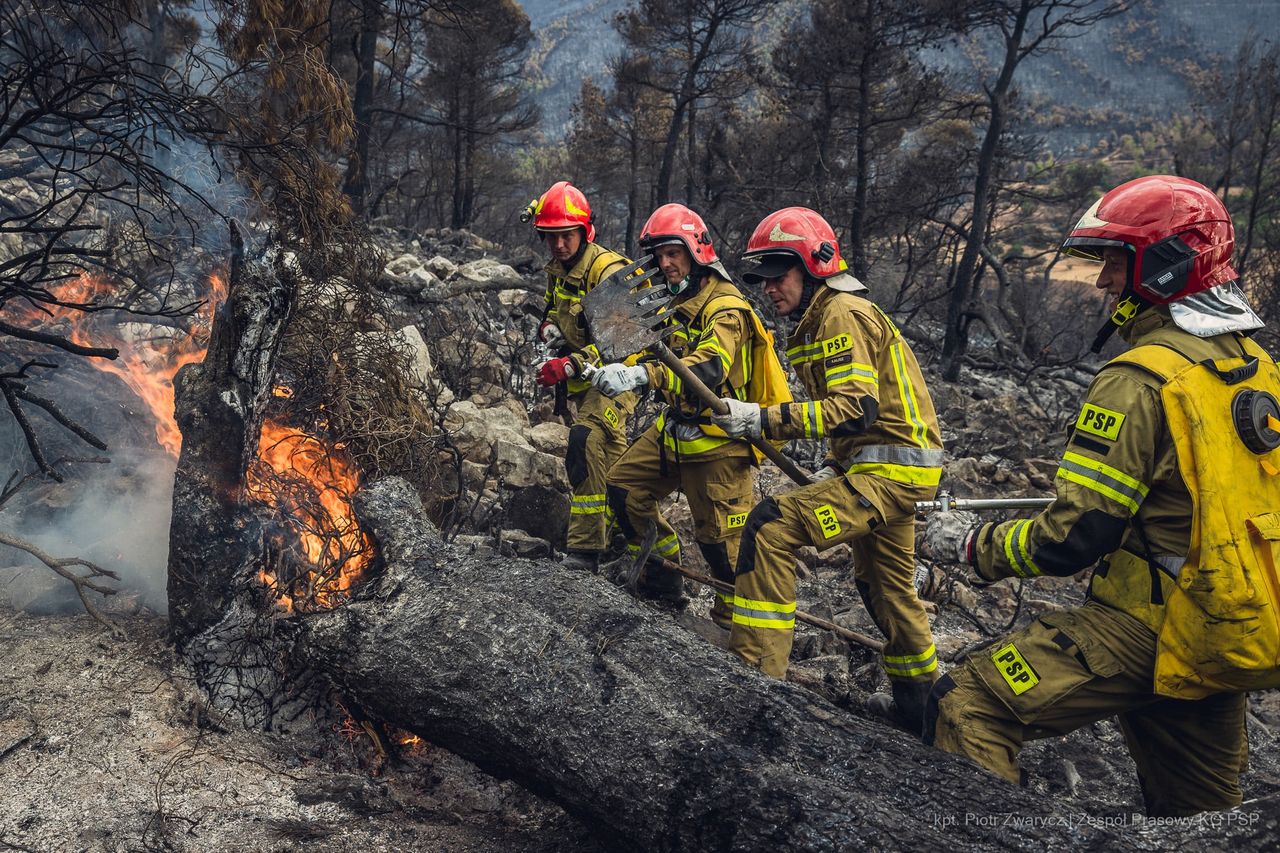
[{"xmin": 297, "ymin": 478, "xmax": 1276, "ymax": 852}]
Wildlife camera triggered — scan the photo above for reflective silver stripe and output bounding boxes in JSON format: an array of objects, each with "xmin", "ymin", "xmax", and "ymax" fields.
[
  {"xmin": 841, "ymin": 444, "xmax": 944, "ymax": 468},
  {"xmin": 1058, "ymin": 456, "xmax": 1147, "ymax": 508},
  {"xmin": 732, "ymin": 604, "xmax": 794, "ymax": 623}
]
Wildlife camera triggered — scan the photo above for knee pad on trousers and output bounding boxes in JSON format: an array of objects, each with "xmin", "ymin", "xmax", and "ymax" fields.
[
  {"xmin": 697, "ymin": 540, "xmax": 733, "ymax": 584},
  {"xmin": 606, "ymin": 484, "xmax": 637, "ymax": 540},
  {"xmin": 565, "ymin": 425, "xmax": 591, "ymax": 488},
  {"xmin": 922, "ymin": 673, "xmax": 957, "ymax": 747},
  {"xmin": 735, "ymin": 498, "xmax": 782, "ymax": 577}
]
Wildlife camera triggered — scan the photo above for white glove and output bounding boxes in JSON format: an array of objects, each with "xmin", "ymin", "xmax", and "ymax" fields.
[
  {"xmin": 811, "ymin": 463, "xmax": 842, "ymax": 482},
  {"xmin": 539, "ymin": 321, "xmax": 565, "ymax": 349},
  {"xmin": 592, "ymin": 363, "xmax": 648, "ymax": 397},
  {"xmin": 710, "ymin": 398, "xmax": 761, "ymax": 439}
]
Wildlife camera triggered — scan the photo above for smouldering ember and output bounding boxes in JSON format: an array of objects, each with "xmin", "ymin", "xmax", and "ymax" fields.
[
  {"xmin": 4, "ymin": 271, "xmax": 227, "ymax": 456},
  {"xmin": 248, "ymin": 412, "xmax": 373, "ymax": 612}
]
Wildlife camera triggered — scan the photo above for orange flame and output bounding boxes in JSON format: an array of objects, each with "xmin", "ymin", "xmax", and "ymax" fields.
[
  {"xmin": 247, "ymin": 418, "xmax": 372, "ymax": 612},
  {"xmin": 3, "ymin": 271, "xmax": 226, "ymax": 456}
]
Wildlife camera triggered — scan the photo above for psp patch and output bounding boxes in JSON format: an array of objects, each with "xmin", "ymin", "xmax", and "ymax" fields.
[
  {"xmin": 727, "ymin": 511, "xmax": 748, "ymax": 529},
  {"xmin": 1075, "ymin": 403, "xmax": 1125, "ymax": 441},
  {"xmin": 813, "ymin": 504, "xmax": 842, "ymax": 539},
  {"xmin": 604, "ymin": 406, "xmax": 620, "ymax": 428},
  {"xmin": 991, "ymin": 642, "xmax": 1040, "ymax": 695},
  {"xmin": 822, "ymin": 334, "xmax": 852, "ymax": 357}
]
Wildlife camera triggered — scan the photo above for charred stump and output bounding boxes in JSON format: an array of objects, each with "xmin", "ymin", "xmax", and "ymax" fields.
[{"xmin": 168, "ymin": 226, "xmax": 291, "ymax": 645}]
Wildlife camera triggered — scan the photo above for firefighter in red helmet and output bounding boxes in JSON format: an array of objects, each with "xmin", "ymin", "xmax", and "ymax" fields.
[
  {"xmin": 709, "ymin": 207, "xmax": 943, "ymax": 733},
  {"xmin": 927, "ymin": 176, "xmax": 1273, "ymax": 817},
  {"xmin": 526, "ymin": 181, "xmax": 637, "ymax": 570},
  {"xmin": 595, "ymin": 204, "xmax": 788, "ymax": 615}
]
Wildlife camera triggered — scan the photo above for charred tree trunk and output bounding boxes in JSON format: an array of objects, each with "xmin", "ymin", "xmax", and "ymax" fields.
[{"xmin": 168, "ymin": 227, "xmax": 291, "ymax": 646}]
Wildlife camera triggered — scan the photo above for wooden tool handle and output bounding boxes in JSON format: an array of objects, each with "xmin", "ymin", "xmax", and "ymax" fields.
[{"xmin": 654, "ymin": 342, "xmax": 814, "ymax": 487}]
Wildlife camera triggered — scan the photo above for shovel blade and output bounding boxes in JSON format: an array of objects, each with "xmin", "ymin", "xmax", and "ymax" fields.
[{"xmin": 581, "ymin": 255, "xmax": 676, "ymax": 362}]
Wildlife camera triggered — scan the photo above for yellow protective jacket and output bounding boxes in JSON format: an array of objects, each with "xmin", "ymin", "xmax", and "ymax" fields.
[
  {"xmin": 543, "ymin": 242, "xmax": 630, "ymax": 391},
  {"xmin": 641, "ymin": 273, "xmax": 756, "ymax": 459},
  {"xmin": 972, "ymin": 307, "xmax": 1269, "ymax": 634},
  {"xmin": 762, "ymin": 285, "xmax": 943, "ymax": 498}
]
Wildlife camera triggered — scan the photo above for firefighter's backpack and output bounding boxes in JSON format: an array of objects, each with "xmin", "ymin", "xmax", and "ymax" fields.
[
  {"xmin": 1114, "ymin": 337, "xmax": 1280, "ymax": 698},
  {"xmin": 703, "ymin": 293, "xmax": 793, "ymax": 410}
]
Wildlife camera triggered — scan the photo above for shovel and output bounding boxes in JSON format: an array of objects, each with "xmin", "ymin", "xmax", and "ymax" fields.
[{"xmin": 581, "ymin": 256, "xmax": 813, "ymax": 487}]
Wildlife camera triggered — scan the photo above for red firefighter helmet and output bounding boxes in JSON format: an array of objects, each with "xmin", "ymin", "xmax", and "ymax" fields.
[
  {"xmin": 741, "ymin": 207, "xmax": 846, "ymax": 283},
  {"xmin": 639, "ymin": 203, "xmax": 719, "ymax": 265},
  {"xmin": 528, "ymin": 181, "xmax": 595, "ymax": 243},
  {"xmin": 1062, "ymin": 175, "xmax": 1237, "ymax": 303}
]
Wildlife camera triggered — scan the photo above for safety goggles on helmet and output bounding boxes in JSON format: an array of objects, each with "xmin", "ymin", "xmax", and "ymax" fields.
[{"xmin": 740, "ymin": 252, "xmax": 800, "ymax": 284}]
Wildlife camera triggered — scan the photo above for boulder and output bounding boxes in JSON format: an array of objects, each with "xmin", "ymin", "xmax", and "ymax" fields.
[
  {"xmin": 452, "ymin": 259, "xmax": 523, "ymax": 289},
  {"xmin": 492, "ymin": 440, "xmax": 566, "ymax": 489},
  {"xmin": 444, "ymin": 400, "xmax": 533, "ymax": 464},
  {"xmin": 526, "ymin": 421, "xmax": 570, "ymax": 456},
  {"xmin": 496, "ymin": 529, "xmax": 553, "ymax": 560},
  {"xmin": 423, "ymin": 255, "xmax": 458, "ymax": 280},
  {"xmin": 384, "ymin": 253, "xmax": 424, "ymax": 277}
]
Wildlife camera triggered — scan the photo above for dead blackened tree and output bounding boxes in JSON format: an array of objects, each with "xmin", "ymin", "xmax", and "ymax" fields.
[
  {"xmin": 616, "ymin": 0, "xmax": 777, "ymax": 207},
  {"xmin": 419, "ymin": 0, "xmax": 539, "ymax": 229},
  {"xmin": 938, "ymin": 0, "xmax": 1130, "ymax": 382},
  {"xmin": 768, "ymin": 0, "xmax": 952, "ymax": 280},
  {"xmin": 567, "ymin": 60, "xmax": 669, "ymax": 252}
]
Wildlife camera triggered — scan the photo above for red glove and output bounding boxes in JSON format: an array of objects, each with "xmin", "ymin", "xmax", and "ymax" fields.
[{"xmin": 536, "ymin": 356, "xmax": 577, "ymax": 387}]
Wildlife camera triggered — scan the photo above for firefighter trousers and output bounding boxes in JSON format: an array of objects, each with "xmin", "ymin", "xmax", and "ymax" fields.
[
  {"xmin": 732, "ymin": 473, "xmax": 939, "ymax": 691},
  {"xmin": 564, "ymin": 387, "xmax": 637, "ymax": 554},
  {"xmin": 606, "ymin": 425, "xmax": 754, "ymax": 622},
  {"xmin": 926, "ymin": 601, "xmax": 1248, "ymax": 817}
]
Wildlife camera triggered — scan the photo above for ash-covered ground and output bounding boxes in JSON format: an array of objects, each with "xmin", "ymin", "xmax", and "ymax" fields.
[{"xmin": 0, "ymin": 607, "xmax": 601, "ymax": 852}]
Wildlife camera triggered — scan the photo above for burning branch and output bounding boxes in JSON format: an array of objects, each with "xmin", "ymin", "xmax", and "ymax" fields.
[{"xmin": 0, "ymin": 531, "xmax": 120, "ymax": 632}]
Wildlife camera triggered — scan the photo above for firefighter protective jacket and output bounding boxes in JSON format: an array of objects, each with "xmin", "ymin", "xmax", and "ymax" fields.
[
  {"xmin": 641, "ymin": 273, "xmax": 754, "ymax": 458},
  {"xmin": 543, "ymin": 242, "xmax": 629, "ymax": 391},
  {"xmin": 761, "ymin": 286, "xmax": 943, "ymax": 507},
  {"xmin": 971, "ymin": 307, "xmax": 1265, "ymax": 632}
]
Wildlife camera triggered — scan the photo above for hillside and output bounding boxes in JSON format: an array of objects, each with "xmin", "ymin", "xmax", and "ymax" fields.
[{"xmin": 519, "ymin": 0, "xmax": 1277, "ymax": 148}]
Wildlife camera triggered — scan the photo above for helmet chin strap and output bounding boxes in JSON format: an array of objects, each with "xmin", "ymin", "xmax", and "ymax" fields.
[
  {"xmin": 787, "ymin": 277, "xmax": 817, "ymax": 323},
  {"xmin": 1091, "ymin": 283, "xmax": 1150, "ymax": 353}
]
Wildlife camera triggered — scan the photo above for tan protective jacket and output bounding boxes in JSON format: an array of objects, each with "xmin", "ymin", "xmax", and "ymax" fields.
[
  {"xmin": 641, "ymin": 274, "xmax": 754, "ymax": 458},
  {"xmin": 972, "ymin": 307, "xmax": 1265, "ymax": 631},
  {"xmin": 543, "ymin": 242, "xmax": 629, "ymax": 388},
  {"xmin": 762, "ymin": 286, "xmax": 943, "ymax": 503}
]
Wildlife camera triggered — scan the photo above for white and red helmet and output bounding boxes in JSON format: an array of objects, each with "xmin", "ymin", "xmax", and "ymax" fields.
[
  {"xmin": 528, "ymin": 181, "xmax": 595, "ymax": 243},
  {"xmin": 1062, "ymin": 175, "xmax": 1236, "ymax": 304},
  {"xmin": 741, "ymin": 207, "xmax": 865, "ymax": 291},
  {"xmin": 639, "ymin": 203, "xmax": 719, "ymax": 266}
]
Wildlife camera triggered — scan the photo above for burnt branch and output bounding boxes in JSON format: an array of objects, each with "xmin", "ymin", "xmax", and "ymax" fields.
[
  {"xmin": 0, "ymin": 320, "xmax": 120, "ymax": 359},
  {"xmin": 11, "ymin": 386, "xmax": 108, "ymax": 450},
  {"xmin": 0, "ymin": 455, "xmax": 109, "ymax": 510},
  {"xmin": 0, "ymin": 530, "xmax": 120, "ymax": 633}
]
